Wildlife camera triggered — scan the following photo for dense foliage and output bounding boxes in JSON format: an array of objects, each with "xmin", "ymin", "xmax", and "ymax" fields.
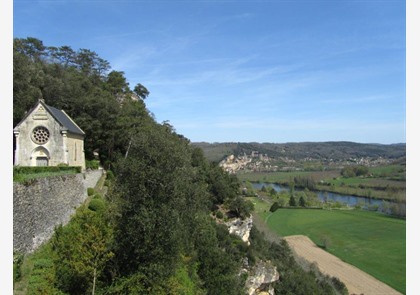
[
  {"xmin": 14, "ymin": 37, "xmax": 348, "ymax": 295},
  {"xmin": 340, "ymin": 165, "xmax": 369, "ymax": 178}
]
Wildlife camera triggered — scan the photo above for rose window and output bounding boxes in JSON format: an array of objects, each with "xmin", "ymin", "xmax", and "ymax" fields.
[{"xmin": 32, "ymin": 126, "xmax": 50, "ymax": 144}]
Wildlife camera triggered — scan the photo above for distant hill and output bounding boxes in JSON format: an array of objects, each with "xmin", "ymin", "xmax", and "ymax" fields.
[{"xmin": 192, "ymin": 141, "xmax": 406, "ymax": 163}]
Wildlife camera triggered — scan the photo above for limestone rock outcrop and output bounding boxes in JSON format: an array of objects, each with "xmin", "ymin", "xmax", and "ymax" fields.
[
  {"xmin": 245, "ymin": 260, "xmax": 280, "ymax": 295},
  {"xmin": 225, "ymin": 216, "xmax": 253, "ymax": 245}
]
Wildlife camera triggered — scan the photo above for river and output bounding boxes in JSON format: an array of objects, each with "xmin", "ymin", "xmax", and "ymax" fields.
[{"xmin": 251, "ymin": 182, "xmax": 406, "ymax": 215}]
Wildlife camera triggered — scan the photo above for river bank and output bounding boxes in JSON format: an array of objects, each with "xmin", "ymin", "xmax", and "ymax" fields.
[
  {"xmin": 237, "ymin": 168, "xmax": 406, "ymax": 203},
  {"xmin": 249, "ymin": 181, "xmax": 406, "ymax": 217}
]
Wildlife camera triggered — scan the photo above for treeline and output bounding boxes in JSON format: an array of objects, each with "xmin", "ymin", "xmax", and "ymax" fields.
[{"xmin": 13, "ymin": 37, "xmax": 347, "ymax": 295}]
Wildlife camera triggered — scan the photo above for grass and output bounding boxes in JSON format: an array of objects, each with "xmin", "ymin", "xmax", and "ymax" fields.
[
  {"xmin": 263, "ymin": 208, "xmax": 406, "ymax": 294},
  {"xmin": 326, "ymin": 175, "xmax": 405, "ymax": 189},
  {"xmin": 369, "ymin": 164, "xmax": 406, "ymax": 180},
  {"xmin": 238, "ymin": 170, "xmax": 342, "ymax": 185},
  {"xmin": 14, "ymin": 170, "xmax": 80, "ymax": 183},
  {"xmin": 246, "ymin": 196, "xmax": 271, "ymax": 214},
  {"xmin": 13, "ymin": 166, "xmax": 81, "ymax": 183},
  {"xmin": 13, "ymin": 243, "xmax": 56, "ymax": 295}
]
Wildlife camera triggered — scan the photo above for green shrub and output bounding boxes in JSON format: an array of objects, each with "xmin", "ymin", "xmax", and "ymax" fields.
[
  {"xmin": 27, "ymin": 258, "xmax": 59, "ymax": 295},
  {"xmin": 93, "ymin": 193, "xmax": 102, "ymax": 199},
  {"xmin": 85, "ymin": 159, "xmax": 100, "ymax": 170},
  {"xmin": 34, "ymin": 258, "xmax": 54, "ymax": 268},
  {"xmin": 330, "ymin": 276, "xmax": 348, "ymax": 294},
  {"xmin": 104, "ymin": 273, "xmax": 151, "ymax": 294},
  {"xmin": 269, "ymin": 202, "xmax": 281, "ymax": 212},
  {"xmin": 298, "ymin": 196, "xmax": 306, "ymax": 207},
  {"xmin": 13, "ymin": 174, "xmax": 25, "ymax": 183},
  {"xmin": 227, "ymin": 196, "xmax": 254, "ymax": 219},
  {"xmin": 341, "ymin": 165, "xmax": 369, "ymax": 178},
  {"xmin": 88, "ymin": 198, "xmax": 106, "ymax": 213},
  {"xmin": 289, "ymin": 195, "xmax": 297, "ymax": 207},
  {"xmin": 106, "ymin": 170, "xmax": 115, "ymax": 180},
  {"xmin": 87, "ymin": 187, "xmax": 95, "ymax": 196},
  {"xmin": 13, "ymin": 251, "xmax": 24, "ymax": 282},
  {"xmin": 215, "ymin": 211, "xmax": 224, "ymax": 219}
]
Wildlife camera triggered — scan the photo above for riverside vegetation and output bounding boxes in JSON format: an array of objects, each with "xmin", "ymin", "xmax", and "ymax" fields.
[
  {"xmin": 237, "ymin": 161, "xmax": 406, "ymax": 207},
  {"xmin": 13, "ymin": 37, "xmax": 348, "ymax": 295}
]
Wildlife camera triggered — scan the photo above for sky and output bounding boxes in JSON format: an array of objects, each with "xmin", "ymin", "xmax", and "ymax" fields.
[{"xmin": 12, "ymin": 0, "xmax": 406, "ymax": 144}]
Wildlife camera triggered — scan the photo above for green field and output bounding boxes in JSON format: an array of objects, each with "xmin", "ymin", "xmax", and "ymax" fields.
[
  {"xmin": 238, "ymin": 170, "xmax": 339, "ymax": 183},
  {"xmin": 262, "ymin": 208, "xmax": 406, "ymax": 293}
]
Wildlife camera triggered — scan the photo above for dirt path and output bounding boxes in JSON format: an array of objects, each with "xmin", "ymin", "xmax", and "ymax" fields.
[{"xmin": 283, "ymin": 235, "xmax": 402, "ymax": 295}]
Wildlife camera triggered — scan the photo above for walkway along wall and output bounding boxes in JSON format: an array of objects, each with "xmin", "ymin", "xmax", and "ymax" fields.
[{"xmin": 13, "ymin": 169, "xmax": 103, "ymax": 253}]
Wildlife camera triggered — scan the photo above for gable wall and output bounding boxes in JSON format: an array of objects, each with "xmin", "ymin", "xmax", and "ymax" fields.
[{"xmin": 14, "ymin": 104, "xmax": 66, "ymax": 166}]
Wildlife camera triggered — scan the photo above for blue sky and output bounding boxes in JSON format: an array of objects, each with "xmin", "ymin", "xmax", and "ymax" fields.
[{"xmin": 13, "ymin": 0, "xmax": 406, "ymax": 144}]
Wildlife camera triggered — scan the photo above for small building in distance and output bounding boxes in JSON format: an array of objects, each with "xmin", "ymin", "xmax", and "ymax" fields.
[{"xmin": 13, "ymin": 99, "xmax": 86, "ymax": 170}]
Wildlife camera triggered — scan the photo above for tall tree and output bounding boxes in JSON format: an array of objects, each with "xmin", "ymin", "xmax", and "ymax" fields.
[
  {"xmin": 52, "ymin": 208, "xmax": 114, "ymax": 295},
  {"xmin": 289, "ymin": 195, "xmax": 297, "ymax": 207},
  {"xmin": 14, "ymin": 37, "xmax": 46, "ymax": 62},
  {"xmin": 105, "ymin": 70, "xmax": 130, "ymax": 96},
  {"xmin": 133, "ymin": 83, "xmax": 150, "ymax": 100},
  {"xmin": 48, "ymin": 45, "xmax": 77, "ymax": 67}
]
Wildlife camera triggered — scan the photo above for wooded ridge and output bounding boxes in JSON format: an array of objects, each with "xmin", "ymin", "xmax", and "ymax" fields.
[{"xmin": 193, "ymin": 141, "xmax": 406, "ymax": 163}]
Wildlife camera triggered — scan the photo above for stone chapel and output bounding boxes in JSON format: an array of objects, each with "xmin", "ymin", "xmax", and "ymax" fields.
[{"xmin": 13, "ymin": 99, "xmax": 86, "ymax": 170}]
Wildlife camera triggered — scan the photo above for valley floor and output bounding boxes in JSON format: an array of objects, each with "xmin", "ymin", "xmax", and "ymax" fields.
[{"xmin": 284, "ymin": 235, "xmax": 402, "ymax": 295}]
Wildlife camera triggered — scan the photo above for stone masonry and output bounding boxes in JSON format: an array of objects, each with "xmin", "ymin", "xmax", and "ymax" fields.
[{"xmin": 13, "ymin": 170, "xmax": 103, "ymax": 253}]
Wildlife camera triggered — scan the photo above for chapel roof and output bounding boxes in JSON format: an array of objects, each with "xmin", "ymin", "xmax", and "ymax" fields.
[
  {"xmin": 43, "ymin": 104, "xmax": 85, "ymax": 135},
  {"xmin": 14, "ymin": 99, "xmax": 85, "ymax": 136}
]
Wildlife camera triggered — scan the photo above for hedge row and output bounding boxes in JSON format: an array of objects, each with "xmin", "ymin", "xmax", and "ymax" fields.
[{"xmin": 13, "ymin": 166, "xmax": 82, "ymax": 175}]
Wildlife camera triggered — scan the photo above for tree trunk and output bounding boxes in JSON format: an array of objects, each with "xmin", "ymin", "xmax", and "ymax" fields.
[
  {"xmin": 125, "ymin": 138, "xmax": 132, "ymax": 159},
  {"xmin": 92, "ymin": 267, "xmax": 97, "ymax": 295}
]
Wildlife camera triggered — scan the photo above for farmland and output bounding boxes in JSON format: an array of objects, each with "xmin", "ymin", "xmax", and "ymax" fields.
[{"xmin": 256, "ymin": 207, "xmax": 406, "ymax": 294}]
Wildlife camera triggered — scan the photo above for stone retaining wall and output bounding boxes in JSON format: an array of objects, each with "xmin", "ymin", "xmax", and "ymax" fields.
[{"xmin": 13, "ymin": 170, "xmax": 103, "ymax": 253}]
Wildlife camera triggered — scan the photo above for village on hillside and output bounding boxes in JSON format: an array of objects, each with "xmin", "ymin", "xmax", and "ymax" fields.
[{"xmin": 219, "ymin": 150, "xmax": 397, "ymax": 174}]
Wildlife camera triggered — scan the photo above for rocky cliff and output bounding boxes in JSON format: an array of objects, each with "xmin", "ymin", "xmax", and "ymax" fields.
[
  {"xmin": 225, "ymin": 216, "xmax": 253, "ymax": 245},
  {"xmin": 245, "ymin": 260, "xmax": 280, "ymax": 295},
  {"xmin": 223, "ymin": 215, "xmax": 280, "ymax": 294}
]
